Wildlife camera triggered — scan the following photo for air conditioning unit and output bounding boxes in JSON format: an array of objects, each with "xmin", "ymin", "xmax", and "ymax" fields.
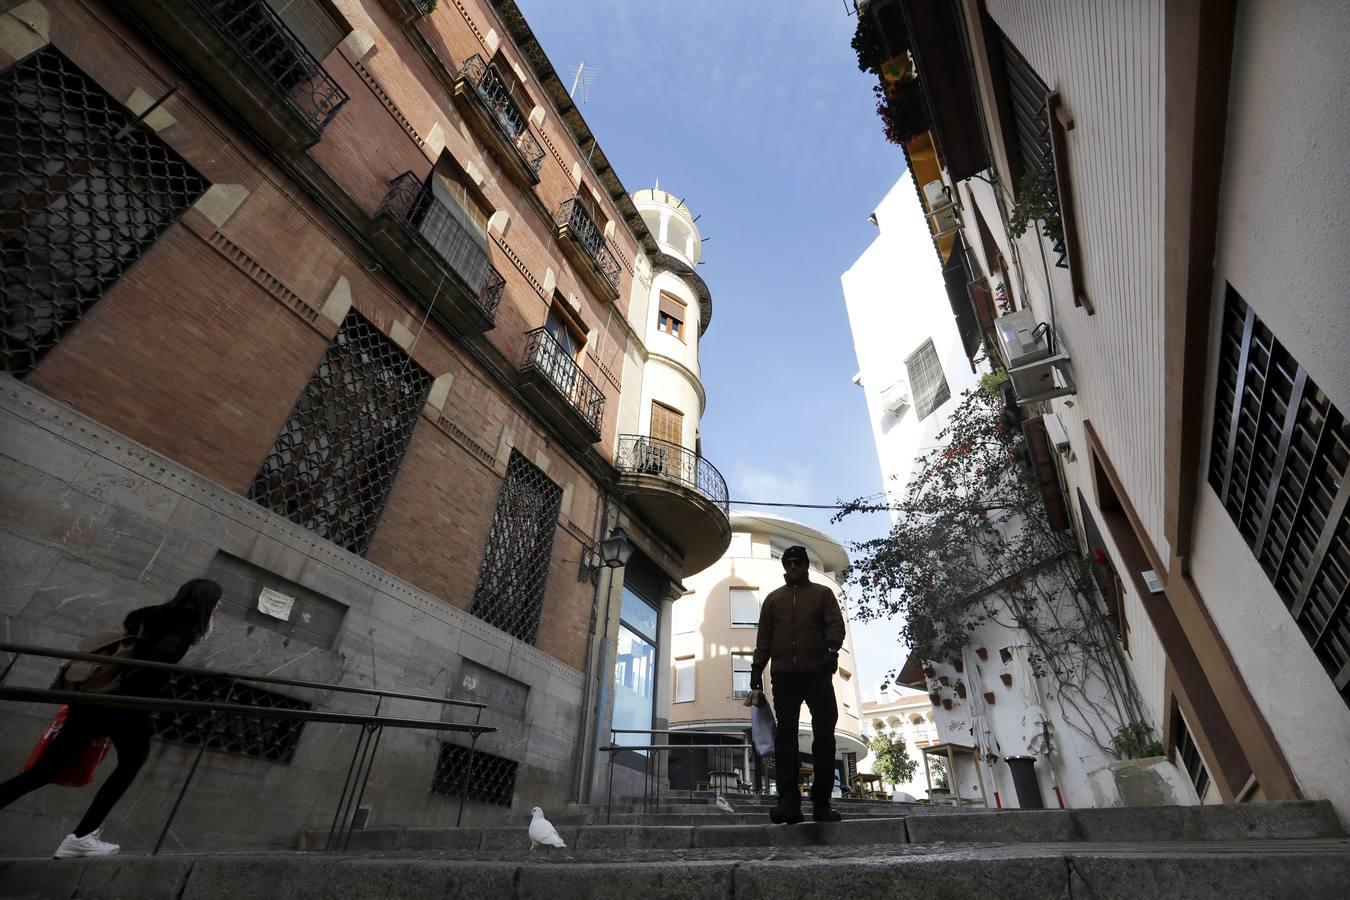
[
  {"xmin": 1007, "ymin": 346, "xmax": 1076, "ymax": 406},
  {"xmin": 922, "ymin": 180, "xmax": 960, "ymax": 236},
  {"xmin": 993, "ymin": 308, "xmax": 1051, "ymax": 369},
  {"xmin": 880, "ymin": 376, "xmax": 912, "ymax": 417},
  {"xmin": 1041, "ymin": 412, "xmax": 1072, "ymax": 454}
]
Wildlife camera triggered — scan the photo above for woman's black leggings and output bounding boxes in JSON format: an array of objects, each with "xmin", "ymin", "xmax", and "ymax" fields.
[{"xmin": 0, "ymin": 705, "xmax": 151, "ymax": 837}]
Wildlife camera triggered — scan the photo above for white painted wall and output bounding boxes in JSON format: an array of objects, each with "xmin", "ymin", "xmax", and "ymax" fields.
[{"xmin": 842, "ymin": 172, "xmax": 984, "ymax": 511}]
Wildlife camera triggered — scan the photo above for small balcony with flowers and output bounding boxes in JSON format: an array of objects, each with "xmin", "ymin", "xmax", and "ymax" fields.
[
  {"xmin": 615, "ymin": 436, "xmax": 731, "ymax": 576},
  {"xmin": 121, "ymin": 0, "xmax": 348, "ymax": 151},
  {"xmin": 368, "ymin": 170, "xmax": 506, "ymax": 337}
]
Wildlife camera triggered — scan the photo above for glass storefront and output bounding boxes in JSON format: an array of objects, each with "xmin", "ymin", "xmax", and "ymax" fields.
[{"xmin": 613, "ymin": 586, "xmax": 658, "ymax": 751}]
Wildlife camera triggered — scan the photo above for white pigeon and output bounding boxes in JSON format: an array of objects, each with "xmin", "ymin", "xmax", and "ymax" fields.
[
  {"xmin": 715, "ymin": 795, "xmax": 734, "ymax": 814},
  {"xmin": 528, "ymin": 806, "xmax": 566, "ymax": 852}
]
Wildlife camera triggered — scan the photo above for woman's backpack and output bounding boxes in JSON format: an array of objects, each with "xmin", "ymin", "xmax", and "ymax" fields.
[{"xmin": 52, "ymin": 628, "xmax": 143, "ymax": 694}]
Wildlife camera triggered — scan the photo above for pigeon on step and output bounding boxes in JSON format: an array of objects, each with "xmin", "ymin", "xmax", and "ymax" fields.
[
  {"xmin": 528, "ymin": 807, "xmax": 567, "ymax": 852},
  {"xmin": 715, "ymin": 795, "xmax": 734, "ymax": 814}
]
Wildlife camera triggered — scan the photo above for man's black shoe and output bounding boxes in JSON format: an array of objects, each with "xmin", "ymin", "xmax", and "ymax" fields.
[
  {"xmin": 812, "ymin": 803, "xmax": 842, "ymax": 822},
  {"xmin": 769, "ymin": 797, "xmax": 804, "ymax": 825}
]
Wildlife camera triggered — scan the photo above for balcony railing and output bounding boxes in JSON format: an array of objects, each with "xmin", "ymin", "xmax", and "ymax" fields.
[
  {"xmin": 379, "ymin": 172, "xmax": 505, "ymax": 320},
  {"xmin": 521, "ymin": 329, "xmax": 605, "ymax": 436},
  {"xmin": 557, "ymin": 198, "xmax": 621, "ymax": 295},
  {"xmin": 193, "ymin": 0, "xmax": 347, "ymax": 133},
  {"xmin": 459, "ymin": 55, "xmax": 545, "ymax": 175},
  {"xmin": 615, "ymin": 435, "xmax": 729, "ymax": 514}
]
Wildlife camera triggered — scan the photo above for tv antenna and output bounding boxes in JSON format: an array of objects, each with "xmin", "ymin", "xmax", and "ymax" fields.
[{"xmin": 568, "ymin": 61, "xmax": 596, "ymax": 103}]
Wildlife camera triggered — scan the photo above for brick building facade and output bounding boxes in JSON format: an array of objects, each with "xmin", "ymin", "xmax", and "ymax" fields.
[{"xmin": 0, "ymin": 0, "xmax": 729, "ymax": 853}]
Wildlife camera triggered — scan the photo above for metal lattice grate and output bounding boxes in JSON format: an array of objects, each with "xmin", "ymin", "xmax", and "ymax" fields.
[
  {"xmin": 0, "ymin": 47, "xmax": 208, "ymax": 378},
  {"xmin": 431, "ymin": 742, "xmax": 518, "ymax": 807},
  {"xmin": 1208, "ymin": 287, "xmax": 1350, "ymax": 707},
  {"xmin": 150, "ymin": 672, "xmax": 310, "ymax": 763},
  {"xmin": 469, "ymin": 450, "xmax": 562, "ymax": 644},
  {"xmin": 905, "ymin": 337, "xmax": 952, "ymax": 420},
  {"xmin": 249, "ymin": 309, "xmax": 433, "ymax": 555}
]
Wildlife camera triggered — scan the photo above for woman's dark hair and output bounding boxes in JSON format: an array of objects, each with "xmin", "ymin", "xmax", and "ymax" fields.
[{"xmin": 167, "ymin": 578, "xmax": 222, "ymax": 640}]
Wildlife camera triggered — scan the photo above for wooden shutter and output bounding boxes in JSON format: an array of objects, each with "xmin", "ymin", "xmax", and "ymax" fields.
[{"xmin": 651, "ymin": 402, "xmax": 683, "ymax": 446}]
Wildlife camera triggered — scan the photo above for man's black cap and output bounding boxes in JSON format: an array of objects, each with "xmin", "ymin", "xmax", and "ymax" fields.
[{"xmin": 781, "ymin": 545, "xmax": 809, "ymax": 566}]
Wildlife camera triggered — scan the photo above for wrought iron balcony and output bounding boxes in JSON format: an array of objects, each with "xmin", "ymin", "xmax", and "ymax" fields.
[
  {"xmin": 121, "ymin": 0, "xmax": 348, "ymax": 149},
  {"xmin": 450, "ymin": 55, "xmax": 544, "ymax": 188},
  {"xmin": 369, "ymin": 172, "xmax": 505, "ymax": 336},
  {"xmin": 556, "ymin": 198, "xmax": 622, "ymax": 301},
  {"xmin": 614, "ymin": 435, "xmax": 731, "ymax": 576},
  {"xmin": 379, "ymin": 0, "xmax": 438, "ymax": 22},
  {"xmin": 518, "ymin": 328, "xmax": 605, "ymax": 447}
]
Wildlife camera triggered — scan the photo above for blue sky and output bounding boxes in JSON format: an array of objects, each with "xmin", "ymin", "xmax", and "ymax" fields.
[{"xmin": 516, "ymin": 0, "xmax": 909, "ymax": 695}]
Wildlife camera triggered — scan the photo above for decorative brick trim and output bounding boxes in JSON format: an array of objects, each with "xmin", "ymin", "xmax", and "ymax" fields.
[
  {"xmin": 559, "ymin": 518, "xmax": 591, "ymax": 547},
  {"xmin": 205, "ymin": 231, "xmax": 323, "ymax": 330},
  {"xmin": 536, "ymin": 126, "xmax": 572, "ymax": 180},
  {"xmin": 587, "ymin": 351, "xmax": 621, "ymax": 391},
  {"xmin": 450, "ymin": 0, "xmax": 487, "ymax": 45},
  {"xmin": 353, "ymin": 59, "xmax": 425, "ymax": 147},
  {"xmin": 425, "ymin": 408, "xmax": 497, "ymax": 471},
  {"xmin": 492, "ymin": 232, "xmax": 547, "ymax": 299}
]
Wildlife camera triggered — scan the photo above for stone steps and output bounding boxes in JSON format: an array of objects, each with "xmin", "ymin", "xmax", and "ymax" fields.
[
  {"xmin": 303, "ymin": 800, "xmax": 1342, "ymax": 854},
  {"xmin": 5, "ymin": 841, "xmax": 1350, "ymax": 900}
]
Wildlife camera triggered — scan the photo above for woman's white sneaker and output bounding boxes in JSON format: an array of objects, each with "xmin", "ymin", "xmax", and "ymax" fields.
[{"xmin": 53, "ymin": 830, "xmax": 120, "ymax": 858}]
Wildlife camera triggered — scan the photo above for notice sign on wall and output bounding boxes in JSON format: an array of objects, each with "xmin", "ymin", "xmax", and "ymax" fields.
[{"xmin": 257, "ymin": 587, "xmax": 296, "ymax": 622}]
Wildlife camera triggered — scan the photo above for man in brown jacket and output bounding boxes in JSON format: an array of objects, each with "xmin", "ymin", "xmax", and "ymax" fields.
[{"xmin": 750, "ymin": 544, "xmax": 846, "ymax": 823}]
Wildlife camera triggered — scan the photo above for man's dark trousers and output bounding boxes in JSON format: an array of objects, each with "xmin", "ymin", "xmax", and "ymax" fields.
[{"xmin": 770, "ymin": 671, "xmax": 837, "ymax": 804}]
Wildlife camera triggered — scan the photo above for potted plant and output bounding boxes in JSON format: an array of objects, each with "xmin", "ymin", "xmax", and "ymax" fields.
[
  {"xmin": 922, "ymin": 664, "xmax": 936, "ymax": 678},
  {"xmin": 954, "ymin": 680, "xmax": 967, "ymax": 699},
  {"xmin": 938, "ymin": 675, "xmax": 950, "ymax": 686},
  {"xmin": 983, "ymin": 691, "xmax": 996, "ymax": 704},
  {"xmin": 975, "ymin": 648, "xmax": 988, "ymax": 661},
  {"xmin": 1000, "ymin": 673, "xmax": 1013, "ymax": 687},
  {"xmin": 929, "ymin": 692, "xmax": 941, "ymax": 706},
  {"xmin": 941, "ymin": 698, "xmax": 953, "ymax": 710},
  {"xmin": 952, "ymin": 659, "xmax": 964, "ymax": 673}
]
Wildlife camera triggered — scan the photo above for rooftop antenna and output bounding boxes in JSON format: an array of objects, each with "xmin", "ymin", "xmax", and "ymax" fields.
[{"xmin": 568, "ymin": 61, "xmax": 596, "ymax": 103}]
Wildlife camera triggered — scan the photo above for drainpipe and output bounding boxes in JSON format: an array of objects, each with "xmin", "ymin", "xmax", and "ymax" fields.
[{"xmin": 574, "ymin": 494, "xmax": 617, "ymax": 804}]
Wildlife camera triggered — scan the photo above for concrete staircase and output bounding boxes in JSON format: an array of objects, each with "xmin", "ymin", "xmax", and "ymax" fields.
[{"xmin": 3, "ymin": 796, "xmax": 1348, "ymax": 898}]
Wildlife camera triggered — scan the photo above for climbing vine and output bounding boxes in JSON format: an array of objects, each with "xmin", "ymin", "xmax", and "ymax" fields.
[{"xmin": 835, "ymin": 381, "xmax": 1153, "ymax": 757}]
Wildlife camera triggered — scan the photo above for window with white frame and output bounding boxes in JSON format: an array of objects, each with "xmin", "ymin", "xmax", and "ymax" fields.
[
  {"xmin": 731, "ymin": 653, "xmax": 754, "ymax": 699},
  {"xmin": 673, "ymin": 597, "xmax": 696, "ymax": 634},
  {"xmin": 730, "ymin": 587, "xmax": 760, "ymax": 628},
  {"xmin": 674, "ymin": 657, "xmax": 695, "ymax": 703}
]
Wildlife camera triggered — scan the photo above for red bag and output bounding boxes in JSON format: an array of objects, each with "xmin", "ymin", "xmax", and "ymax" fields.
[{"xmin": 21, "ymin": 706, "xmax": 112, "ymax": 787}]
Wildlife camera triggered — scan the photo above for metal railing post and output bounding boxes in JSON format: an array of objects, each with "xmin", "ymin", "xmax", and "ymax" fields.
[{"xmin": 152, "ymin": 679, "xmax": 236, "ymax": 855}]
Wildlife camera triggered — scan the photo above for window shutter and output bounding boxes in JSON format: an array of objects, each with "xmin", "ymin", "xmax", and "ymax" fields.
[
  {"xmin": 651, "ymin": 402, "xmax": 683, "ymax": 446},
  {"xmin": 675, "ymin": 660, "xmax": 695, "ymax": 702},
  {"xmin": 730, "ymin": 588, "xmax": 759, "ymax": 627}
]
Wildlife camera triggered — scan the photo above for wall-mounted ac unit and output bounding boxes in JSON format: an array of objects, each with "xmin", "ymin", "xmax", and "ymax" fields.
[
  {"xmin": 922, "ymin": 180, "xmax": 961, "ymax": 237},
  {"xmin": 1007, "ymin": 348, "xmax": 1075, "ymax": 406},
  {"xmin": 880, "ymin": 376, "xmax": 912, "ymax": 417},
  {"xmin": 993, "ymin": 308, "xmax": 1051, "ymax": 369}
]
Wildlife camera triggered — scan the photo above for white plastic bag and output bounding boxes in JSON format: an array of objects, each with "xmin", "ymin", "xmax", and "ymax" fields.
[{"xmin": 749, "ymin": 692, "xmax": 776, "ymax": 757}]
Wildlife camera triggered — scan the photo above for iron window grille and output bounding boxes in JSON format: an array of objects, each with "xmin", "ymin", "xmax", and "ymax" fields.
[
  {"xmin": 1, "ymin": 47, "xmax": 208, "ymax": 378},
  {"xmin": 1208, "ymin": 287, "xmax": 1350, "ymax": 708},
  {"xmin": 458, "ymin": 55, "xmax": 545, "ymax": 175},
  {"xmin": 996, "ymin": 30, "xmax": 1067, "ymax": 269},
  {"xmin": 193, "ymin": 0, "xmax": 348, "ymax": 133},
  {"xmin": 905, "ymin": 338, "xmax": 951, "ymax": 420},
  {"xmin": 150, "ymin": 672, "xmax": 310, "ymax": 763},
  {"xmin": 378, "ymin": 172, "xmax": 505, "ymax": 321},
  {"xmin": 249, "ymin": 308, "xmax": 433, "ymax": 556},
  {"xmin": 521, "ymin": 327, "xmax": 605, "ymax": 434},
  {"xmin": 614, "ymin": 435, "xmax": 730, "ymax": 514},
  {"xmin": 470, "ymin": 450, "xmax": 563, "ymax": 644},
  {"xmin": 431, "ymin": 742, "xmax": 518, "ymax": 807},
  {"xmin": 556, "ymin": 198, "xmax": 621, "ymax": 294}
]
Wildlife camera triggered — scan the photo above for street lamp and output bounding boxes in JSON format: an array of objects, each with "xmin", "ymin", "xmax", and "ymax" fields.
[{"xmin": 598, "ymin": 526, "xmax": 633, "ymax": 568}]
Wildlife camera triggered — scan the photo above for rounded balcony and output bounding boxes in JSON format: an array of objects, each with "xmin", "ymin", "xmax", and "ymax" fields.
[{"xmin": 614, "ymin": 435, "xmax": 730, "ymax": 576}]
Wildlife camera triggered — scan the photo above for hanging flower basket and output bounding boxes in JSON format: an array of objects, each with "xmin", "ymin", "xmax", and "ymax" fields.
[
  {"xmin": 941, "ymin": 698, "xmax": 953, "ymax": 710},
  {"xmin": 929, "ymin": 693, "xmax": 941, "ymax": 705},
  {"xmin": 952, "ymin": 660, "xmax": 964, "ymax": 673},
  {"xmin": 938, "ymin": 675, "xmax": 950, "ymax": 686},
  {"xmin": 1000, "ymin": 673, "xmax": 1013, "ymax": 687},
  {"xmin": 983, "ymin": 691, "xmax": 996, "ymax": 704},
  {"xmin": 976, "ymin": 648, "xmax": 988, "ymax": 661},
  {"xmin": 922, "ymin": 665, "xmax": 936, "ymax": 678},
  {"xmin": 955, "ymin": 683, "xmax": 967, "ymax": 699}
]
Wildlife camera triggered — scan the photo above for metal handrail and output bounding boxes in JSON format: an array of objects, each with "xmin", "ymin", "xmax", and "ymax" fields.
[
  {"xmin": 602, "ymin": 726, "xmax": 752, "ymax": 820},
  {"xmin": 378, "ymin": 172, "xmax": 506, "ymax": 320},
  {"xmin": 556, "ymin": 198, "xmax": 621, "ymax": 293},
  {"xmin": 458, "ymin": 54, "xmax": 545, "ymax": 174},
  {"xmin": 0, "ymin": 641, "xmax": 495, "ymax": 852},
  {"xmin": 614, "ymin": 434, "xmax": 730, "ymax": 513},
  {"xmin": 521, "ymin": 327, "xmax": 605, "ymax": 434},
  {"xmin": 190, "ymin": 0, "xmax": 348, "ymax": 133},
  {"xmin": 0, "ymin": 640, "xmax": 485, "ymax": 709}
]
